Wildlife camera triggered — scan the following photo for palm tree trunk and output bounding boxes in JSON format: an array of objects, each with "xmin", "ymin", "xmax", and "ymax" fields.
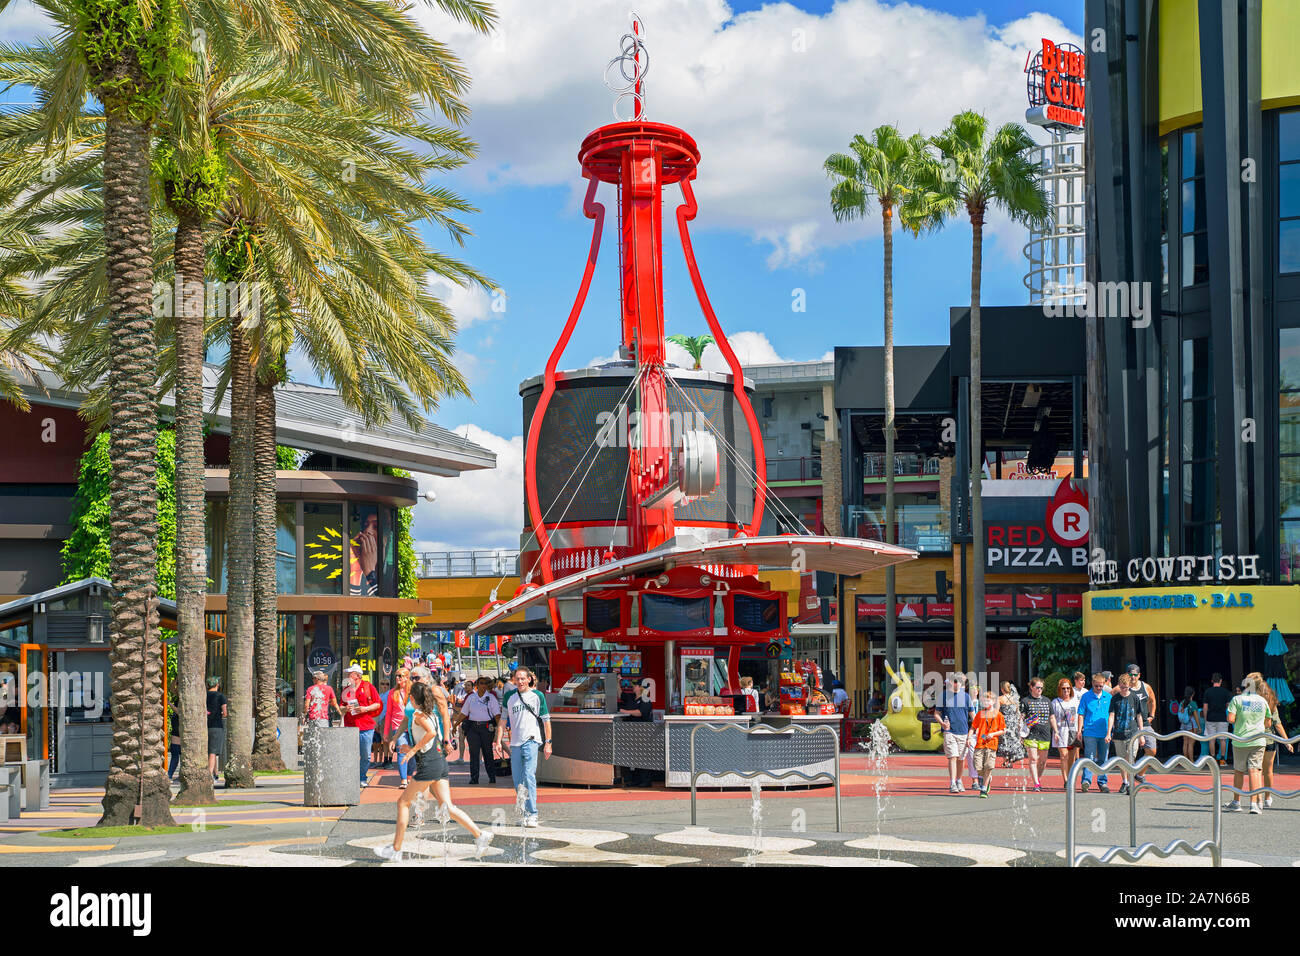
[
  {"xmin": 98, "ymin": 108, "xmax": 175, "ymax": 827},
  {"xmin": 251, "ymin": 376, "xmax": 285, "ymax": 770},
  {"xmin": 172, "ymin": 210, "xmax": 217, "ymax": 805},
  {"xmin": 882, "ymin": 204, "xmax": 897, "ymax": 674},
  {"xmin": 224, "ymin": 322, "xmax": 256, "ymax": 788},
  {"xmin": 968, "ymin": 212, "xmax": 985, "ymax": 692}
]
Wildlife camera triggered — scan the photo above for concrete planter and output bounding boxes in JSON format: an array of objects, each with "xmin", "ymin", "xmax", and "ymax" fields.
[
  {"xmin": 302, "ymin": 726, "xmax": 360, "ymax": 806},
  {"xmin": 277, "ymin": 718, "xmax": 300, "ymax": 770},
  {"xmin": 22, "ymin": 760, "xmax": 49, "ymax": 811},
  {"xmin": 0, "ymin": 767, "xmax": 17, "ymax": 821}
]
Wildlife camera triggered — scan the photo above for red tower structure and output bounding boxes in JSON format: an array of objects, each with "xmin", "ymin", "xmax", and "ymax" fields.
[{"xmin": 480, "ymin": 19, "xmax": 915, "ymax": 708}]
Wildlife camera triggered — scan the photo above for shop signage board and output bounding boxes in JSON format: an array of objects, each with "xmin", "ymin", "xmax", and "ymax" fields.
[
  {"xmin": 1025, "ymin": 37, "xmax": 1085, "ymax": 130},
  {"xmin": 1088, "ymin": 553, "xmax": 1261, "ymax": 587},
  {"xmin": 983, "ymin": 478, "xmax": 1090, "ymax": 572},
  {"xmin": 1083, "ymin": 585, "xmax": 1300, "ymax": 637}
]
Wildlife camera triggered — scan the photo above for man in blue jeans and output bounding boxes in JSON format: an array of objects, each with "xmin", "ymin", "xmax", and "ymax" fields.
[
  {"xmin": 342, "ymin": 664, "xmax": 382, "ymax": 788},
  {"xmin": 1077, "ymin": 673, "xmax": 1113, "ymax": 793},
  {"xmin": 494, "ymin": 666, "xmax": 552, "ymax": 828}
]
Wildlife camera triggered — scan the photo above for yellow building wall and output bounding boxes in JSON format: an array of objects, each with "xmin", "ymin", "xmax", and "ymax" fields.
[
  {"xmin": 416, "ymin": 576, "xmax": 522, "ymax": 629},
  {"xmin": 1261, "ymin": 0, "xmax": 1300, "ymax": 109},
  {"xmin": 1159, "ymin": 0, "xmax": 1201, "ymax": 136},
  {"xmin": 1159, "ymin": 0, "xmax": 1300, "ymax": 136}
]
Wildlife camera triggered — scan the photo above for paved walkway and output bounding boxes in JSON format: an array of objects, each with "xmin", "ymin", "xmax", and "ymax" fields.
[{"xmin": 0, "ymin": 752, "xmax": 1294, "ymax": 866}]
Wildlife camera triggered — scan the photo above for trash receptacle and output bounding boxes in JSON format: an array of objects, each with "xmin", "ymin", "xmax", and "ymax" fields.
[{"xmin": 302, "ymin": 725, "xmax": 361, "ymax": 806}]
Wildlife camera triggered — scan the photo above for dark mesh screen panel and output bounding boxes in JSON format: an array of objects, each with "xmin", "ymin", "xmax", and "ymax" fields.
[
  {"xmin": 585, "ymin": 595, "xmax": 622, "ymax": 634},
  {"xmin": 733, "ymin": 593, "xmax": 781, "ymax": 633},
  {"xmin": 522, "ymin": 374, "xmax": 755, "ymax": 526},
  {"xmin": 641, "ymin": 594, "xmax": 711, "ymax": 632}
]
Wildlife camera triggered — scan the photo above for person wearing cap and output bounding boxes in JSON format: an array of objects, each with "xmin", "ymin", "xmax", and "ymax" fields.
[
  {"xmin": 617, "ymin": 679, "xmax": 654, "ymax": 786},
  {"xmin": 304, "ymin": 670, "xmax": 343, "ymax": 728},
  {"xmin": 341, "ymin": 664, "xmax": 382, "ymax": 788},
  {"xmin": 1126, "ymin": 663, "xmax": 1158, "ymax": 781},
  {"xmin": 459, "ymin": 677, "xmax": 502, "ymax": 784}
]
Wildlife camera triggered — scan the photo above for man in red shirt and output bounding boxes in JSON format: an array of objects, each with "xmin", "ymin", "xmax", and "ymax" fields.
[{"xmin": 342, "ymin": 664, "xmax": 382, "ymax": 788}]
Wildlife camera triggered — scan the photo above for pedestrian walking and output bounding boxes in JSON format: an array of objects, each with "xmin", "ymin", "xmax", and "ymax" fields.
[
  {"xmin": 494, "ymin": 666, "xmax": 551, "ymax": 827},
  {"xmin": 1078, "ymin": 673, "xmax": 1113, "ymax": 793},
  {"xmin": 1126, "ymin": 663, "xmax": 1157, "ymax": 781},
  {"xmin": 452, "ymin": 677, "xmax": 471, "ymax": 764},
  {"xmin": 374, "ymin": 682, "xmax": 494, "ymax": 862},
  {"xmin": 1106, "ymin": 674, "xmax": 1145, "ymax": 794},
  {"xmin": 938, "ymin": 674, "xmax": 976, "ymax": 793},
  {"xmin": 1051, "ymin": 678, "xmax": 1081, "ymax": 789},
  {"xmin": 1225, "ymin": 674, "xmax": 1270, "ymax": 814},
  {"xmin": 460, "ymin": 677, "xmax": 502, "ymax": 784},
  {"xmin": 341, "ymin": 664, "xmax": 382, "ymax": 788},
  {"xmin": 1019, "ymin": 678, "xmax": 1052, "ymax": 790},
  {"xmin": 970, "ymin": 691, "xmax": 1006, "ymax": 797},
  {"xmin": 1202, "ymin": 673, "xmax": 1232, "ymax": 765},
  {"xmin": 997, "ymin": 682, "xmax": 1025, "ymax": 768},
  {"xmin": 1250, "ymin": 672, "xmax": 1293, "ymax": 808},
  {"xmin": 304, "ymin": 670, "xmax": 342, "ymax": 728},
  {"xmin": 384, "ymin": 669, "xmax": 411, "ymax": 787},
  {"xmin": 1175, "ymin": 686, "xmax": 1203, "ymax": 761},
  {"xmin": 206, "ymin": 676, "xmax": 227, "ymax": 787}
]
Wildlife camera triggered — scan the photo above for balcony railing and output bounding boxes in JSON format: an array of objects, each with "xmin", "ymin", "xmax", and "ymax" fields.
[
  {"xmin": 863, "ymin": 453, "xmax": 943, "ymax": 478},
  {"xmin": 765, "ymin": 456, "xmax": 823, "ymax": 483},
  {"xmin": 418, "ymin": 549, "xmax": 520, "ymax": 578},
  {"xmin": 844, "ymin": 504, "xmax": 951, "ymax": 552}
]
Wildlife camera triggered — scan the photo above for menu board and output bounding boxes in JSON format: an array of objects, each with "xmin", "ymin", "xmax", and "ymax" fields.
[
  {"xmin": 584, "ymin": 651, "xmax": 610, "ymax": 673},
  {"xmin": 609, "ymin": 651, "xmax": 642, "ymax": 673}
]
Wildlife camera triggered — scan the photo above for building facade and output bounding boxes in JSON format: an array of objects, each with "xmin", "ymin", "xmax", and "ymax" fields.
[
  {"xmin": 1085, "ymin": 0, "xmax": 1300, "ymax": 694},
  {"xmin": 0, "ymin": 367, "xmax": 494, "ymax": 778}
]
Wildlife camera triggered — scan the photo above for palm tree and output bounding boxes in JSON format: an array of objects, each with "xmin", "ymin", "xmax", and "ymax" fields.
[
  {"xmin": 2, "ymin": 0, "xmax": 496, "ymax": 803},
  {"xmin": 667, "ymin": 334, "xmax": 714, "ymax": 370},
  {"xmin": 251, "ymin": 362, "xmax": 283, "ymax": 770},
  {"xmin": 920, "ymin": 111, "xmax": 1050, "ymax": 684},
  {"xmin": 825, "ymin": 126, "xmax": 940, "ymax": 674}
]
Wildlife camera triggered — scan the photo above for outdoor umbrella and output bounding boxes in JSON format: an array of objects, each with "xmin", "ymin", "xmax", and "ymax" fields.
[{"xmin": 1264, "ymin": 624, "xmax": 1295, "ymax": 705}]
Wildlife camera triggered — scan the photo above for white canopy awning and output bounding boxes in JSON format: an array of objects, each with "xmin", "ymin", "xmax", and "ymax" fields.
[{"xmin": 468, "ymin": 535, "xmax": 916, "ymax": 633}]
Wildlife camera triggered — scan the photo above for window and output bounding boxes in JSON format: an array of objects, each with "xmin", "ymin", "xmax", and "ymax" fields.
[
  {"xmin": 1160, "ymin": 139, "xmax": 1170, "ymax": 291},
  {"xmin": 1280, "ymin": 329, "xmax": 1300, "ymax": 581},
  {"xmin": 1181, "ymin": 338, "xmax": 1219, "ymax": 555},
  {"xmin": 205, "ymin": 499, "xmax": 227, "ymax": 594},
  {"xmin": 762, "ymin": 397, "xmax": 774, "ymax": 418},
  {"xmin": 1280, "ymin": 110, "xmax": 1300, "ymax": 274},
  {"xmin": 348, "ymin": 503, "xmax": 381, "ymax": 596},
  {"xmin": 303, "ymin": 503, "xmax": 344, "ymax": 595},
  {"xmin": 276, "ymin": 503, "xmax": 296, "ymax": 595},
  {"xmin": 1180, "ymin": 129, "xmax": 1208, "ymax": 286}
]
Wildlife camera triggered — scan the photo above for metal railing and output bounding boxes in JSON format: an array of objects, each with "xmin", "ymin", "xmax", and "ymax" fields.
[
  {"xmin": 689, "ymin": 722, "xmax": 841, "ymax": 832},
  {"xmin": 863, "ymin": 453, "xmax": 943, "ymax": 478},
  {"xmin": 417, "ymin": 549, "xmax": 519, "ymax": 578},
  {"xmin": 766, "ymin": 456, "xmax": 823, "ymax": 483},
  {"xmin": 1066, "ymin": 753, "xmax": 1222, "ymax": 867},
  {"xmin": 1064, "ymin": 729, "xmax": 1300, "ymax": 868}
]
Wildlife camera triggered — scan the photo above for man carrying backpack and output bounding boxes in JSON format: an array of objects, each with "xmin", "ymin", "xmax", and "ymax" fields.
[{"xmin": 494, "ymin": 667, "xmax": 551, "ymax": 828}]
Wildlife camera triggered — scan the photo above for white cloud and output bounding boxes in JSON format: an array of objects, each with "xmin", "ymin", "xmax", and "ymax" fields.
[
  {"xmin": 0, "ymin": 0, "xmax": 52, "ymax": 45},
  {"xmin": 427, "ymin": 275, "xmax": 495, "ymax": 327},
  {"xmin": 412, "ymin": 425, "xmax": 523, "ymax": 552},
  {"xmin": 417, "ymin": 1, "xmax": 1080, "ymax": 268}
]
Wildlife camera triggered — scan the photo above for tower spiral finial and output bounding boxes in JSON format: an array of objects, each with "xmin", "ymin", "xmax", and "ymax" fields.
[{"xmin": 602, "ymin": 12, "xmax": 648, "ymax": 121}]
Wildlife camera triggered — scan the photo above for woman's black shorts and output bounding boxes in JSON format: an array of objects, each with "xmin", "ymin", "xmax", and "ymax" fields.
[{"xmin": 413, "ymin": 748, "xmax": 449, "ymax": 782}]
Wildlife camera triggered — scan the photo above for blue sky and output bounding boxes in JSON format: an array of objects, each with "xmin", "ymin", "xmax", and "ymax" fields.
[{"xmin": 0, "ymin": 0, "xmax": 1084, "ymax": 550}]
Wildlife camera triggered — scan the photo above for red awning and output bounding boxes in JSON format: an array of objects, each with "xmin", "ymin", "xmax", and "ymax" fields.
[{"xmin": 468, "ymin": 534, "xmax": 916, "ymax": 633}]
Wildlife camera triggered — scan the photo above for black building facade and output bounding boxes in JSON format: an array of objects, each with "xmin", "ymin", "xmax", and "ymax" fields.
[{"xmin": 1085, "ymin": 0, "xmax": 1300, "ymax": 687}]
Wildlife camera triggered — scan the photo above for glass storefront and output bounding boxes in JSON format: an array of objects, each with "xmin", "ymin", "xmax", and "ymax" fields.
[
  {"xmin": 207, "ymin": 500, "xmax": 398, "ymax": 598},
  {"xmin": 1280, "ymin": 328, "xmax": 1300, "ymax": 581},
  {"xmin": 303, "ymin": 502, "xmax": 345, "ymax": 595}
]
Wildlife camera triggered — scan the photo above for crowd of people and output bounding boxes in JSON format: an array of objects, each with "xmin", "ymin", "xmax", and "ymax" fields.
[{"xmin": 933, "ymin": 666, "xmax": 1293, "ymax": 811}]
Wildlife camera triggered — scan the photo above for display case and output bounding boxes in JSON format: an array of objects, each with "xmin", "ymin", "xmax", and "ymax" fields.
[{"xmin": 551, "ymin": 673, "xmax": 621, "ymax": 714}]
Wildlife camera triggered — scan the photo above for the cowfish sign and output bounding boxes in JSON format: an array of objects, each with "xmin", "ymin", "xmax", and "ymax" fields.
[{"xmin": 1025, "ymin": 38, "xmax": 1085, "ymax": 130}]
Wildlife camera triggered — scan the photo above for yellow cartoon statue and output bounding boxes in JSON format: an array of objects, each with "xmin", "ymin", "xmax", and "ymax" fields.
[{"xmin": 878, "ymin": 661, "xmax": 943, "ymax": 752}]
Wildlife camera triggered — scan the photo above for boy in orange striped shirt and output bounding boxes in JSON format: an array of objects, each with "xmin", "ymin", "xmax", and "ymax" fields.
[{"xmin": 970, "ymin": 691, "xmax": 1006, "ymax": 797}]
